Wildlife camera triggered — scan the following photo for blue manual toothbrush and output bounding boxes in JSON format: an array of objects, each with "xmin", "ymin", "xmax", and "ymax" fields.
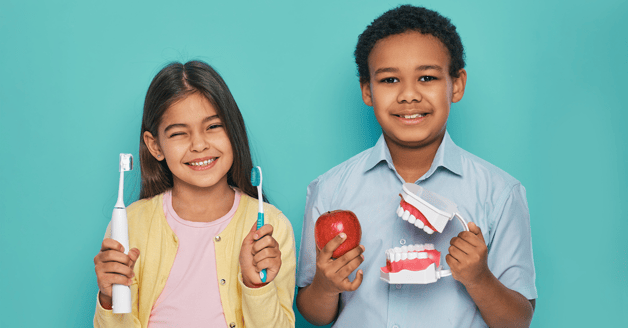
[{"xmin": 250, "ymin": 166, "xmax": 267, "ymax": 283}]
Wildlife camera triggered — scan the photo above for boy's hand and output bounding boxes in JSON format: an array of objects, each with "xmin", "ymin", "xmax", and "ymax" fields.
[
  {"xmin": 240, "ymin": 222, "xmax": 281, "ymax": 288},
  {"xmin": 94, "ymin": 238, "xmax": 140, "ymax": 309},
  {"xmin": 446, "ymin": 222, "xmax": 491, "ymax": 288},
  {"xmin": 311, "ymin": 233, "xmax": 365, "ymax": 296}
]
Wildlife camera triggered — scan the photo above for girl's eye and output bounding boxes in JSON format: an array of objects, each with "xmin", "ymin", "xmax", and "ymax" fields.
[
  {"xmin": 207, "ymin": 123, "xmax": 223, "ymax": 130},
  {"xmin": 419, "ymin": 76, "xmax": 437, "ymax": 82},
  {"xmin": 380, "ymin": 77, "xmax": 399, "ymax": 83},
  {"xmin": 169, "ymin": 132, "xmax": 184, "ymax": 138}
]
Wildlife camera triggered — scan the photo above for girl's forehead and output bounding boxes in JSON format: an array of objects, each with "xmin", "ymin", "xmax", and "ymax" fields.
[{"xmin": 160, "ymin": 93, "xmax": 219, "ymax": 126}]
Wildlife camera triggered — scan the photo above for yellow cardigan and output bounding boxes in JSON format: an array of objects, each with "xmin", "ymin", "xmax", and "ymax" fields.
[{"xmin": 94, "ymin": 193, "xmax": 296, "ymax": 328}]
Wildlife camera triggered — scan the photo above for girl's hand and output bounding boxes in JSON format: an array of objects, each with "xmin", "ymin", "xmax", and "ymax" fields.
[
  {"xmin": 446, "ymin": 222, "xmax": 491, "ymax": 288},
  {"xmin": 240, "ymin": 222, "xmax": 281, "ymax": 288},
  {"xmin": 311, "ymin": 234, "xmax": 364, "ymax": 296},
  {"xmin": 94, "ymin": 238, "xmax": 140, "ymax": 309}
]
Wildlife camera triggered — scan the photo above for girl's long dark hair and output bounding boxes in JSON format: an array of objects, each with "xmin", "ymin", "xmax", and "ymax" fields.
[{"xmin": 139, "ymin": 61, "xmax": 260, "ymax": 201}]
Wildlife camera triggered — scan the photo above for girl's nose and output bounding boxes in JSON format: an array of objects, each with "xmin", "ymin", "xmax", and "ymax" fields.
[
  {"xmin": 190, "ymin": 133, "xmax": 210, "ymax": 152},
  {"xmin": 397, "ymin": 82, "xmax": 422, "ymax": 104}
]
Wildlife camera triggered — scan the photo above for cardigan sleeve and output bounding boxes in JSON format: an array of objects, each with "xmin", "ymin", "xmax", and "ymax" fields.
[
  {"xmin": 93, "ymin": 222, "xmax": 142, "ymax": 328},
  {"xmin": 239, "ymin": 211, "xmax": 296, "ymax": 328}
]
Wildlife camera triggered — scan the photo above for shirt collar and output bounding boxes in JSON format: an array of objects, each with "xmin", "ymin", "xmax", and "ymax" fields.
[{"xmin": 364, "ymin": 131, "xmax": 463, "ymax": 178}]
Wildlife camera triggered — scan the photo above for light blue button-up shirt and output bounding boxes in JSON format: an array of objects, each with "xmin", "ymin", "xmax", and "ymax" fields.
[{"xmin": 297, "ymin": 132, "xmax": 537, "ymax": 327}]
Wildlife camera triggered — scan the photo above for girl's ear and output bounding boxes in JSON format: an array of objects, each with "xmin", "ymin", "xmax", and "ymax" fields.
[
  {"xmin": 143, "ymin": 131, "xmax": 164, "ymax": 161},
  {"xmin": 451, "ymin": 69, "xmax": 467, "ymax": 103}
]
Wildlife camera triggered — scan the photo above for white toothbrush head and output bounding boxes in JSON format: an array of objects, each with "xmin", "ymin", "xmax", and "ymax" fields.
[{"xmin": 119, "ymin": 154, "xmax": 133, "ymax": 172}]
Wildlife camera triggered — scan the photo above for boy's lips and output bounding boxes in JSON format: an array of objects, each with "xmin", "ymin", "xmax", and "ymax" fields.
[{"xmin": 392, "ymin": 112, "xmax": 429, "ymax": 124}]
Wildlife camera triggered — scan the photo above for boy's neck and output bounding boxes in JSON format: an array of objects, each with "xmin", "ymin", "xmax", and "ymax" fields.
[
  {"xmin": 171, "ymin": 178, "xmax": 235, "ymax": 222},
  {"xmin": 384, "ymin": 133, "xmax": 445, "ymax": 183}
]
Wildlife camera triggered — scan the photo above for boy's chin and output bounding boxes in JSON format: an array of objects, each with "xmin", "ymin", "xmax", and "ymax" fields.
[{"xmin": 383, "ymin": 131, "xmax": 444, "ymax": 150}]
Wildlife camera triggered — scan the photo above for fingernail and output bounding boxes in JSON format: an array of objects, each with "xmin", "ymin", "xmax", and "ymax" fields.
[
  {"xmin": 339, "ymin": 233, "xmax": 346, "ymax": 239},
  {"xmin": 254, "ymin": 234, "xmax": 258, "ymax": 240},
  {"xmin": 360, "ymin": 245, "xmax": 365, "ymax": 251},
  {"xmin": 128, "ymin": 279, "xmax": 132, "ymax": 285},
  {"xmin": 361, "ymin": 254, "xmax": 364, "ymax": 260}
]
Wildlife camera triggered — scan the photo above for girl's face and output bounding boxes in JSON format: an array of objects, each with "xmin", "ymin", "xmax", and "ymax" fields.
[{"xmin": 144, "ymin": 92, "xmax": 234, "ymax": 192}]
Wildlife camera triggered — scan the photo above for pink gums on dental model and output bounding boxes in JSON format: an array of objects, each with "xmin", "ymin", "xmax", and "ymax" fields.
[
  {"xmin": 379, "ymin": 244, "xmax": 451, "ymax": 284},
  {"xmin": 397, "ymin": 198, "xmax": 438, "ymax": 234}
]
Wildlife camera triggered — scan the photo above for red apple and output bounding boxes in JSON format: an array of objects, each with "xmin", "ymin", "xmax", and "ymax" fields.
[{"xmin": 315, "ymin": 210, "xmax": 362, "ymax": 258}]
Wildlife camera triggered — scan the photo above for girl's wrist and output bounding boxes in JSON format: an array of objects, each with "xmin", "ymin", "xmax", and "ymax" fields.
[{"xmin": 98, "ymin": 292, "xmax": 113, "ymax": 310}]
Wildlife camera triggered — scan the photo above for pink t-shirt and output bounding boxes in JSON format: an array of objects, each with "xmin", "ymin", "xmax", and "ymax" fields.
[{"xmin": 148, "ymin": 190, "xmax": 240, "ymax": 328}]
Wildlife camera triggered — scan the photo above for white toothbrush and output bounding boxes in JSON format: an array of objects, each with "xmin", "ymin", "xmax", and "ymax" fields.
[
  {"xmin": 111, "ymin": 153, "xmax": 133, "ymax": 313},
  {"xmin": 250, "ymin": 166, "xmax": 267, "ymax": 283}
]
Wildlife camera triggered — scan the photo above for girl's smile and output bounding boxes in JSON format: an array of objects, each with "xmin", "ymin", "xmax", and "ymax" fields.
[{"xmin": 144, "ymin": 92, "xmax": 234, "ymax": 192}]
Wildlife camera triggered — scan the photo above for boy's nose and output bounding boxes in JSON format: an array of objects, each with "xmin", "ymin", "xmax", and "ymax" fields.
[{"xmin": 397, "ymin": 83, "xmax": 422, "ymax": 104}]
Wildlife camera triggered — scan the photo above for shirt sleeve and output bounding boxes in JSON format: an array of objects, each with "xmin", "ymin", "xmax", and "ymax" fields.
[
  {"xmin": 240, "ymin": 211, "xmax": 296, "ymax": 328},
  {"xmin": 486, "ymin": 183, "xmax": 538, "ymax": 300},
  {"xmin": 93, "ymin": 223, "xmax": 141, "ymax": 328},
  {"xmin": 296, "ymin": 178, "xmax": 326, "ymax": 288}
]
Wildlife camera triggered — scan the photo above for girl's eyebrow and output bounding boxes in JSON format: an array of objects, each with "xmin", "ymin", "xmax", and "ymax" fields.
[{"xmin": 163, "ymin": 115, "xmax": 220, "ymax": 133}]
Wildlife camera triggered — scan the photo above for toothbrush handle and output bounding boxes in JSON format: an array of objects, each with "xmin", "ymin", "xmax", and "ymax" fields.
[
  {"xmin": 256, "ymin": 213, "xmax": 267, "ymax": 283},
  {"xmin": 111, "ymin": 208, "xmax": 132, "ymax": 313}
]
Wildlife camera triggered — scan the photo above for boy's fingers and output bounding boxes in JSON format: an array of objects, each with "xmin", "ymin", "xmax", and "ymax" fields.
[
  {"xmin": 345, "ymin": 269, "xmax": 364, "ymax": 291},
  {"xmin": 467, "ymin": 222, "xmax": 485, "ymax": 244},
  {"xmin": 320, "ymin": 233, "xmax": 347, "ymax": 260},
  {"xmin": 336, "ymin": 254, "xmax": 364, "ymax": 278},
  {"xmin": 329, "ymin": 245, "xmax": 363, "ymax": 272}
]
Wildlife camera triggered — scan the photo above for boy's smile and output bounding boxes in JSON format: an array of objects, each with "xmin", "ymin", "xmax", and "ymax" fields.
[{"xmin": 361, "ymin": 31, "xmax": 466, "ymax": 150}]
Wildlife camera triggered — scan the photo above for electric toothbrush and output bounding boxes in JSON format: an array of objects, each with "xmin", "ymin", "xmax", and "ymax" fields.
[
  {"xmin": 250, "ymin": 166, "xmax": 267, "ymax": 283},
  {"xmin": 111, "ymin": 153, "xmax": 133, "ymax": 313}
]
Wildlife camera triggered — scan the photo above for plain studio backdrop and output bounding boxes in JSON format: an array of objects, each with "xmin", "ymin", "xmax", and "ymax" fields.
[{"xmin": 0, "ymin": 0, "xmax": 626, "ymax": 327}]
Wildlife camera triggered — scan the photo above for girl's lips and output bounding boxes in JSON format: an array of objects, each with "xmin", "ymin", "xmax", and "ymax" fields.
[{"xmin": 187, "ymin": 157, "xmax": 218, "ymax": 171}]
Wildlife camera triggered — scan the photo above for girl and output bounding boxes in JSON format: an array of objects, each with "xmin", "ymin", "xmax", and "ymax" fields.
[{"xmin": 93, "ymin": 61, "xmax": 296, "ymax": 328}]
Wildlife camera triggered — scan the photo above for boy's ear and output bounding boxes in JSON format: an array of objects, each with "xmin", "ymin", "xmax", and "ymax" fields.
[
  {"xmin": 360, "ymin": 80, "xmax": 373, "ymax": 107},
  {"xmin": 143, "ymin": 131, "xmax": 164, "ymax": 161},
  {"xmin": 452, "ymin": 69, "xmax": 467, "ymax": 103}
]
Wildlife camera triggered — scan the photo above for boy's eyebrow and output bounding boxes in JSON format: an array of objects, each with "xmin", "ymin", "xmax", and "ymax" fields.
[
  {"xmin": 373, "ymin": 65, "xmax": 444, "ymax": 75},
  {"xmin": 163, "ymin": 115, "xmax": 220, "ymax": 133}
]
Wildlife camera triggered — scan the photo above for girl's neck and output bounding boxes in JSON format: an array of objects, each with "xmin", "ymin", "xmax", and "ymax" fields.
[{"xmin": 170, "ymin": 177, "xmax": 236, "ymax": 223}]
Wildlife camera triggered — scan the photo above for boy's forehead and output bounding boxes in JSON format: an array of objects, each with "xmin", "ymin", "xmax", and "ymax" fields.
[{"xmin": 368, "ymin": 31, "xmax": 451, "ymax": 74}]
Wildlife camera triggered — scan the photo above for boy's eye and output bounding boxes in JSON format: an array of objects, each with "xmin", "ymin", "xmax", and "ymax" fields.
[
  {"xmin": 380, "ymin": 77, "xmax": 399, "ymax": 83},
  {"xmin": 419, "ymin": 76, "xmax": 437, "ymax": 82}
]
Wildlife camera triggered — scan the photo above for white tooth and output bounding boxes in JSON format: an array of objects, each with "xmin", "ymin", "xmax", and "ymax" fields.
[
  {"xmin": 418, "ymin": 252, "xmax": 428, "ymax": 259},
  {"xmin": 425, "ymin": 244, "xmax": 434, "ymax": 250},
  {"xmin": 416, "ymin": 244, "xmax": 425, "ymax": 251},
  {"xmin": 396, "ymin": 206, "xmax": 404, "ymax": 217},
  {"xmin": 402, "ymin": 210, "xmax": 410, "ymax": 221},
  {"xmin": 395, "ymin": 252, "xmax": 402, "ymax": 262},
  {"xmin": 424, "ymin": 226, "xmax": 434, "ymax": 234},
  {"xmin": 408, "ymin": 252, "xmax": 417, "ymax": 260},
  {"xmin": 401, "ymin": 246, "xmax": 408, "ymax": 252},
  {"xmin": 401, "ymin": 252, "xmax": 408, "ymax": 260},
  {"xmin": 408, "ymin": 214, "xmax": 416, "ymax": 224},
  {"xmin": 414, "ymin": 220, "xmax": 424, "ymax": 229}
]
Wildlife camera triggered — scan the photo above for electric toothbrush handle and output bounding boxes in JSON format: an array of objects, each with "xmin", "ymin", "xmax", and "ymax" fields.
[
  {"xmin": 111, "ymin": 208, "xmax": 132, "ymax": 313},
  {"xmin": 256, "ymin": 212, "xmax": 267, "ymax": 283}
]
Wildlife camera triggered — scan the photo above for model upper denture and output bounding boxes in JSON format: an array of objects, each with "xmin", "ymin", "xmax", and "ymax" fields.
[
  {"xmin": 383, "ymin": 244, "xmax": 440, "ymax": 273},
  {"xmin": 396, "ymin": 198, "xmax": 437, "ymax": 234}
]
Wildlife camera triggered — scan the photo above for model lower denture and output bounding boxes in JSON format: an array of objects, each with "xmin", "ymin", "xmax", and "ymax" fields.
[
  {"xmin": 396, "ymin": 199, "xmax": 437, "ymax": 234},
  {"xmin": 380, "ymin": 244, "xmax": 447, "ymax": 284}
]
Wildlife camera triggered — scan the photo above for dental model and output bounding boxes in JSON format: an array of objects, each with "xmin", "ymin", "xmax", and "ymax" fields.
[
  {"xmin": 396, "ymin": 183, "xmax": 468, "ymax": 234},
  {"xmin": 110, "ymin": 153, "xmax": 133, "ymax": 313},
  {"xmin": 380, "ymin": 244, "xmax": 452, "ymax": 284},
  {"xmin": 381, "ymin": 183, "xmax": 470, "ymax": 284}
]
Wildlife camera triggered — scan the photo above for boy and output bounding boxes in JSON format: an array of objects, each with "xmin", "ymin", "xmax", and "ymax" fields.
[{"xmin": 296, "ymin": 5, "xmax": 537, "ymax": 327}]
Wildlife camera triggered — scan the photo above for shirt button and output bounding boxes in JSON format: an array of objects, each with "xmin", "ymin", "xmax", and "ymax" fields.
[
  {"xmin": 399, "ymin": 239, "xmax": 406, "ymax": 245},
  {"xmin": 396, "ymin": 284, "xmax": 402, "ymax": 289},
  {"xmin": 220, "ymin": 279, "xmax": 226, "ymax": 285},
  {"xmin": 215, "ymin": 235, "xmax": 221, "ymax": 242},
  {"xmin": 229, "ymin": 323, "xmax": 236, "ymax": 328}
]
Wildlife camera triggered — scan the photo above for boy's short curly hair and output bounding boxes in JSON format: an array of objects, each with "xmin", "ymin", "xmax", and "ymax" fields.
[{"xmin": 355, "ymin": 5, "xmax": 465, "ymax": 83}]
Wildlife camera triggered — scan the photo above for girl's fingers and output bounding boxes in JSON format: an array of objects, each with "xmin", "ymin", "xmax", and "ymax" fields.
[
  {"xmin": 101, "ymin": 238, "xmax": 125, "ymax": 253},
  {"xmin": 100, "ymin": 262, "xmax": 135, "ymax": 279},
  {"xmin": 251, "ymin": 235, "xmax": 279, "ymax": 253},
  {"xmin": 253, "ymin": 224, "xmax": 274, "ymax": 241},
  {"xmin": 97, "ymin": 250, "xmax": 134, "ymax": 266},
  {"xmin": 254, "ymin": 257, "xmax": 281, "ymax": 272},
  {"xmin": 252, "ymin": 247, "xmax": 280, "ymax": 265}
]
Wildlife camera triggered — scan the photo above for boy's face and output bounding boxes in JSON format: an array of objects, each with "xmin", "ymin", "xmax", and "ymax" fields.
[{"xmin": 361, "ymin": 31, "xmax": 466, "ymax": 149}]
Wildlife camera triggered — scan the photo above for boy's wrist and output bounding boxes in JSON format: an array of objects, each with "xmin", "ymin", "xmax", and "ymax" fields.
[{"xmin": 463, "ymin": 270, "xmax": 496, "ymax": 291}]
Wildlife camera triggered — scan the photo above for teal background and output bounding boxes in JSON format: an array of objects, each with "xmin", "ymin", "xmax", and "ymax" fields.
[{"xmin": 1, "ymin": 0, "xmax": 626, "ymax": 326}]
